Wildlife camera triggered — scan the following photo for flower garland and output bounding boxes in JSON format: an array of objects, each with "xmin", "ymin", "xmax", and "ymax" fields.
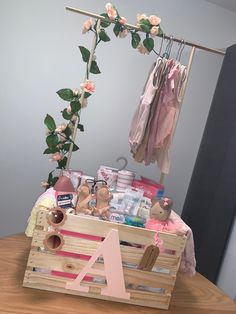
[{"xmin": 42, "ymin": 3, "xmax": 163, "ymax": 189}]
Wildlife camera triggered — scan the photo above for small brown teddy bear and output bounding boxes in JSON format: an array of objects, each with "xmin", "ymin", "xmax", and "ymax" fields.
[{"xmin": 150, "ymin": 197, "xmax": 173, "ymax": 221}]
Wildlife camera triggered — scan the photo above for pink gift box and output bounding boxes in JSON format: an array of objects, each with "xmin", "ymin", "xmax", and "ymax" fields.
[{"xmin": 132, "ymin": 178, "xmax": 164, "ymax": 199}]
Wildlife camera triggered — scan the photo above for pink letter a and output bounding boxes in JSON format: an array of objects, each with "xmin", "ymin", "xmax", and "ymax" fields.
[{"xmin": 66, "ymin": 229, "xmax": 130, "ymax": 299}]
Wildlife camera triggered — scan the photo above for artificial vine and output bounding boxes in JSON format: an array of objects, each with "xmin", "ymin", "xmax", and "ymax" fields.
[{"xmin": 42, "ymin": 3, "xmax": 163, "ymax": 189}]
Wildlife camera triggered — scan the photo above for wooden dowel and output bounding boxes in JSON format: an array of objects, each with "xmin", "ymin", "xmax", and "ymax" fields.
[
  {"xmin": 66, "ymin": 6, "xmax": 225, "ymax": 56},
  {"xmin": 66, "ymin": 19, "xmax": 101, "ymax": 169}
]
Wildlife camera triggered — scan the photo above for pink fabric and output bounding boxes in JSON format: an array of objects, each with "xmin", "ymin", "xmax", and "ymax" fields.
[
  {"xmin": 129, "ymin": 58, "xmax": 186, "ymax": 174},
  {"xmin": 129, "ymin": 59, "xmax": 161, "ymax": 152},
  {"xmin": 154, "ymin": 65, "xmax": 186, "ymax": 173},
  {"xmin": 51, "ymin": 270, "xmax": 93, "ymax": 281},
  {"xmin": 145, "ymin": 60, "xmax": 178, "ymax": 165},
  {"xmin": 146, "ymin": 210, "xmax": 196, "ymax": 276},
  {"xmin": 60, "ymin": 229, "xmax": 102, "ymax": 242}
]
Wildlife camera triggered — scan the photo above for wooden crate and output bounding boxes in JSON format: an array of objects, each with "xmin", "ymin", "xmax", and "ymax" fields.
[{"xmin": 23, "ymin": 208, "xmax": 187, "ymax": 310}]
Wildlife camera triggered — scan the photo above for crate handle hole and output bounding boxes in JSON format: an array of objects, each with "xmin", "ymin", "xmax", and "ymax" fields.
[
  {"xmin": 47, "ymin": 207, "xmax": 66, "ymax": 226},
  {"xmin": 44, "ymin": 233, "xmax": 64, "ymax": 252}
]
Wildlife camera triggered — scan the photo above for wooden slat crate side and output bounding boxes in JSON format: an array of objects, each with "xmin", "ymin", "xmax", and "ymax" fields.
[
  {"xmin": 24, "ymin": 250, "xmax": 176, "ymax": 291},
  {"xmin": 36, "ymin": 210, "xmax": 187, "ymax": 256},
  {"xmin": 36, "ymin": 210, "xmax": 157, "ymax": 246},
  {"xmin": 26, "ymin": 209, "xmax": 187, "ymax": 310},
  {"xmin": 23, "ymin": 270, "xmax": 170, "ymax": 309},
  {"xmin": 31, "ymin": 229, "xmax": 181, "ymax": 273},
  {"xmin": 158, "ymin": 232, "xmax": 187, "ymax": 254}
]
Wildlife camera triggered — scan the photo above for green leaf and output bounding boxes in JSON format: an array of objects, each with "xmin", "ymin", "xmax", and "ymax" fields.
[
  {"xmin": 62, "ymin": 143, "xmax": 71, "ymax": 152},
  {"xmin": 64, "ymin": 126, "xmax": 72, "ymax": 137},
  {"xmin": 57, "ymin": 157, "xmax": 67, "ymax": 169},
  {"xmin": 139, "ymin": 19, "xmax": 151, "ymax": 33},
  {"xmin": 72, "ymin": 144, "xmax": 79, "ymax": 152},
  {"xmin": 57, "ymin": 89, "xmax": 74, "ymax": 101},
  {"xmin": 62, "ymin": 108, "xmax": 73, "ymax": 120},
  {"xmin": 46, "ymin": 134, "xmax": 59, "ymax": 148},
  {"xmin": 44, "ymin": 114, "xmax": 56, "ymax": 132},
  {"xmin": 84, "ymin": 92, "xmax": 91, "ymax": 98},
  {"xmin": 77, "ymin": 124, "xmax": 84, "ymax": 132},
  {"xmin": 140, "ymin": 24, "xmax": 151, "ymax": 33},
  {"xmin": 62, "ymin": 143, "xmax": 79, "ymax": 152},
  {"xmin": 70, "ymin": 101, "xmax": 81, "ymax": 113},
  {"xmin": 100, "ymin": 13, "xmax": 111, "ymax": 28},
  {"xmin": 47, "ymin": 171, "xmax": 59, "ymax": 187},
  {"xmin": 140, "ymin": 18, "xmax": 151, "ymax": 27},
  {"xmin": 90, "ymin": 60, "xmax": 101, "ymax": 74},
  {"xmin": 79, "ymin": 46, "xmax": 90, "ymax": 63},
  {"xmin": 48, "ymin": 171, "xmax": 53, "ymax": 184},
  {"xmin": 99, "ymin": 29, "xmax": 111, "ymax": 42},
  {"xmin": 43, "ymin": 148, "xmax": 52, "ymax": 154},
  {"xmin": 131, "ymin": 32, "xmax": 141, "ymax": 48},
  {"xmin": 51, "ymin": 176, "xmax": 59, "ymax": 187},
  {"xmin": 113, "ymin": 22, "xmax": 122, "ymax": 37},
  {"xmin": 51, "ymin": 146, "xmax": 60, "ymax": 153},
  {"xmin": 143, "ymin": 37, "xmax": 154, "ymax": 52},
  {"xmin": 44, "ymin": 147, "xmax": 60, "ymax": 154}
]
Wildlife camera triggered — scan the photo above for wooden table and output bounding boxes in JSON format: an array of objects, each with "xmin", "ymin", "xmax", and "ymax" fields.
[{"xmin": 0, "ymin": 234, "xmax": 235, "ymax": 314}]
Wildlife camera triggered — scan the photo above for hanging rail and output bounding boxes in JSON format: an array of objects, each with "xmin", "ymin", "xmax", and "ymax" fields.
[{"xmin": 66, "ymin": 6, "xmax": 225, "ymax": 56}]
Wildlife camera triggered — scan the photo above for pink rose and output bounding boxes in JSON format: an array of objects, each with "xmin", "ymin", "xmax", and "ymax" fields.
[
  {"xmin": 66, "ymin": 105, "xmax": 71, "ymax": 114},
  {"xmin": 137, "ymin": 13, "xmax": 148, "ymax": 23},
  {"xmin": 73, "ymin": 88, "xmax": 80, "ymax": 96},
  {"xmin": 82, "ymin": 18, "xmax": 93, "ymax": 34},
  {"xmin": 150, "ymin": 26, "xmax": 159, "ymax": 37},
  {"xmin": 137, "ymin": 43, "xmax": 150, "ymax": 55},
  {"xmin": 56, "ymin": 123, "xmax": 67, "ymax": 133},
  {"xmin": 119, "ymin": 29, "xmax": 129, "ymax": 38},
  {"xmin": 105, "ymin": 3, "xmax": 117, "ymax": 20},
  {"xmin": 51, "ymin": 152, "xmax": 63, "ymax": 161},
  {"xmin": 148, "ymin": 15, "xmax": 161, "ymax": 26},
  {"xmin": 59, "ymin": 133, "xmax": 67, "ymax": 142},
  {"xmin": 80, "ymin": 80, "xmax": 95, "ymax": 93},
  {"xmin": 119, "ymin": 16, "xmax": 127, "ymax": 25}
]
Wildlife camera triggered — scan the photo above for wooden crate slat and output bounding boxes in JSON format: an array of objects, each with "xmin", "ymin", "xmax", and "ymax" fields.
[
  {"xmin": 24, "ymin": 209, "xmax": 187, "ymax": 309},
  {"xmin": 31, "ymin": 229, "xmax": 180, "ymax": 273},
  {"xmin": 36, "ymin": 210, "xmax": 156, "ymax": 246},
  {"xmin": 158, "ymin": 232, "xmax": 187, "ymax": 254},
  {"xmin": 23, "ymin": 270, "xmax": 170, "ymax": 309},
  {"xmin": 25, "ymin": 250, "xmax": 176, "ymax": 291}
]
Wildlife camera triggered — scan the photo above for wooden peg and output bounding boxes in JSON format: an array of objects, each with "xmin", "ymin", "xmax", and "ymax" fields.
[{"xmin": 138, "ymin": 245, "xmax": 159, "ymax": 271}]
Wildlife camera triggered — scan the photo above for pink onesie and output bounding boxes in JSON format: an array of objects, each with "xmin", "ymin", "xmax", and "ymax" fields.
[{"xmin": 129, "ymin": 58, "xmax": 163, "ymax": 153}]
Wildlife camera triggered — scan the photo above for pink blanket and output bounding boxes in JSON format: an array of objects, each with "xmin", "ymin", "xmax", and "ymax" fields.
[{"xmin": 146, "ymin": 210, "xmax": 196, "ymax": 276}]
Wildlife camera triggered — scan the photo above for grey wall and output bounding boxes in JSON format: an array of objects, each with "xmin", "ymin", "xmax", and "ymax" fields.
[{"xmin": 0, "ymin": 0, "xmax": 236, "ymax": 301}]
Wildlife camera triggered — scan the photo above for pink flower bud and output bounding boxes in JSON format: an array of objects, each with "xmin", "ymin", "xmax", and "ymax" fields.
[
  {"xmin": 66, "ymin": 105, "xmax": 72, "ymax": 114},
  {"xmin": 80, "ymin": 79, "xmax": 95, "ymax": 93},
  {"xmin": 137, "ymin": 43, "xmax": 150, "ymax": 55},
  {"xmin": 41, "ymin": 180, "xmax": 49, "ymax": 188},
  {"xmin": 150, "ymin": 26, "xmax": 159, "ymax": 37},
  {"xmin": 119, "ymin": 29, "xmax": 129, "ymax": 38},
  {"xmin": 119, "ymin": 16, "xmax": 127, "ymax": 25},
  {"xmin": 56, "ymin": 123, "xmax": 67, "ymax": 133},
  {"xmin": 51, "ymin": 152, "xmax": 63, "ymax": 161},
  {"xmin": 137, "ymin": 13, "xmax": 148, "ymax": 23},
  {"xmin": 73, "ymin": 88, "xmax": 80, "ymax": 96},
  {"xmin": 105, "ymin": 3, "xmax": 117, "ymax": 20},
  {"xmin": 149, "ymin": 15, "xmax": 161, "ymax": 26},
  {"xmin": 82, "ymin": 18, "xmax": 93, "ymax": 34}
]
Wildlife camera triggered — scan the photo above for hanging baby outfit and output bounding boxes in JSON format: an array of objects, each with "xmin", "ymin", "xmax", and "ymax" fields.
[{"xmin": 129, "ymin": 56, "xmax": 186, "ymax": 174}]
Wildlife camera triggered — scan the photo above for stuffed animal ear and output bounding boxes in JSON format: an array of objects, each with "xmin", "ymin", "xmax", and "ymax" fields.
[{"xmin": 151, "ymin": 196, "xmax": 158, "ymax": 206}]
